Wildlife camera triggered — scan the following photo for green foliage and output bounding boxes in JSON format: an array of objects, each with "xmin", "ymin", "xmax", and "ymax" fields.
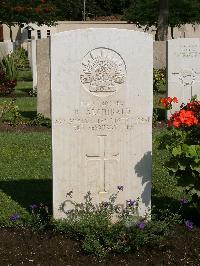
[
  {"xmin": 124, "ymin": 0, "xmax": 158, "ymax": 28},
  {"xmin": 0, "ymin": 0, "xmax": 57, "ymax": 26},
  {"xmin": 30, "ymin": 204, "xmax": 51, "ymax": 231},
  {"xmin": 0, "ymin": 69, "xmax": 16, "ymax": 95},
  {"xmin": 0, "ymin": 99, "xmax": 22, "ymax": 125},
  {"xmin": 12, "ymin": 48, "xmax": 28, "ymax": 70},
  {"xmin": 54, "ymin": 191, "xmax": 171, "ymax": 258},
  {"xmin": 124, "ymin": 0, "xmax": 200, "ymax": 29},
  {"xmin": 153, "ymin": 68, "xmax": 166, "ymax": 93},
  {"xmin": 28, "ymin": 113, "xmax": 51, "ymax": 128},
  {"xmin": 0, "ymin": 54, "xmax": 18, "ymax": 81},
  {"xmin": 158, "ymin": 109, "xmax": 200, "ymax": 210},
  {"xmin": 55, "ymin": 0, "xmax": 131, "ymax": 20}
]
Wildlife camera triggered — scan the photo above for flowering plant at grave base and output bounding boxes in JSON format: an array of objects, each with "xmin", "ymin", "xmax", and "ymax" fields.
[
  {"xmin": 10, "ymin": 213, "xmax": 20, "ymax": 222},
  {"xmin": 54, "ymin": 188, "xmax": 172, "ymax": 258},
  {"xmin": 158, "ymin": 96, "xmax": 200, "ymax": 213},
  {"xmin": 29, "ymin": 203, "xmax": 51, "ymax": 230}
]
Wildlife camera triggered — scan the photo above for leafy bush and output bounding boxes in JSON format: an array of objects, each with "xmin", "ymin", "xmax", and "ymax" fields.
[
  {"xmin": 0, "ymin": 99, "xmax": 22, "ymax": 125},
  {"xmin": 29, "ymin": 203, "xmax": 51, "ymax": 231},
  {"xmin": 0, "ymin": 69, "xmax": 17, "ymax": 95},
  {"xmin": 54, "ymin": 191, "xmax": 172, "ymax": 258},
  {"xmin": 12, "ymin": 48, "xmax": 28, "ymax": 70},
  {"xmin": 158, "ymin": 97, "xmax": 200, "ymax": 212},
  {"xmin": 153, "ymin": 69, "xmax": 166, "ymax": 93},
  {"xmin": 28, "ymin": 113, "xmax": 51, "ymax": 128},
  {"xmin": 0, "ymin": 53, "xmax": 18, "ymax": 95},
  {"xmin": 0, "ymin": 54, "xmax": 18, "ymax": 81}
]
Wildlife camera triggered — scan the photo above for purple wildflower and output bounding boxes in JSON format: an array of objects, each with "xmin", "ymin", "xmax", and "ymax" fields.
[
  {"xmin": 127, "ymin": 199, "xmax": 135, "ymax": 207},
  {"xmin": 180, "ymin": 198, "xmax": 188, "ymax": 205},
  {"xmin": 185, "ymin": 220, "xmax": 193, "ymax": 230},
  {"xmin": 10, "ymin": 214, "xmax": 20, "ymax": 222},
  {"xmin": 137, "ymin": 221, "xmax": 146, "ymax": 230},
  {"xmin": 29, "ymin": 204, "xmax": 37, "ymax": 210},
  {"xmin": 117, "ymin": 185, "xmax": 124, "ymax": 191}
]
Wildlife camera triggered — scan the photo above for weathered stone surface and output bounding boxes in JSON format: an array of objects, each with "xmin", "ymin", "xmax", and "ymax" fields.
[
  {"xmin": 51, "ymin": 29, "xmax": 153, "ymax": 219},
  {"xmin": 31, "ymin": 40, "xmax": 37, "ymax": 93},
  {"xmin": 153, "ymin": 41, "xmax": 166, "ymax": 69},
  {"xmin": 168, "ymin": 38, "xmax": 200, "ymax": 115},
  {"xmin": 37, "ymin": 38, "xmax": 51, "ymax": 118},
  {"xmin": 0, "ymin": 41, "xmax": 14, "ymax": 60}
]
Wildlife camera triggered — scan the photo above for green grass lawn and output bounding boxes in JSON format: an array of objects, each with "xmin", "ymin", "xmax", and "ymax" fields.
[
  {"xmin": 0, "ymin": 132, "xmax": 51, "ymax": 225},
  {"xmin": 0, "ymin": 130, "xmax": 184, "ymax": 226},
  {"xmin": 0, "ymin": 67, "xmax": 183, "ymax": 226}
]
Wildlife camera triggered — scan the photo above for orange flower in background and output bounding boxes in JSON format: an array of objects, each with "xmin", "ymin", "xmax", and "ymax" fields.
[{"xmin": 35, "ymin": 6, "xmax": 41, "ymax": 13}]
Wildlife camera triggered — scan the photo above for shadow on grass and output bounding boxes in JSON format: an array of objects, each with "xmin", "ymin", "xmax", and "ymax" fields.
[
  {"xmin": 16, "ymin": 88, "xmax": 32, "ymax": 96},
  {"xmin": 20, "ymin": 111, "xmax": 37, "ymax": 120},
  {"xmin": 152, "ymin": 193, "xmax": 179, "ymax": 213},
  {"xmin": 152, "ymin": 192, "xmax": 200, "ymax": 226},
  {"xmin": 0, "ymin": 179, "xmax": 52, "ymax": 213}
]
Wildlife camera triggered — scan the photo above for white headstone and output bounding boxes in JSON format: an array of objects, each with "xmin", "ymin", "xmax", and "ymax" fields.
[
  {"xmin": 51, "ymin": 29, "xmax": 153, "ymax": 219},
  {"xmin": 31, "ymin": 39, "xmax": 37, "ymax": 93},
  {"xmin": 168, "ymin": 38, "xmax": 200, "ymax": 114}
]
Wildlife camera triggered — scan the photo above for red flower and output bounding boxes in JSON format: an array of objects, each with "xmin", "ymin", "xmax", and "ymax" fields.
[
  {"xmin": 35, "ymin": 6, "xmax": 41, "ymax": 13},
  {"xmin": 168, "ymin": 108, "xmax": 198, "ymax": 128},
  {"xmin": 160, "ymin": 96, "xmax": 178, "ymax": 110},
  {"xmin": 173, "ymin": 97, "xmax": 178, "ymax": 103},
  {"xmin": 14, "ymin": 6, "xmax": 24, "ymax": 13}
]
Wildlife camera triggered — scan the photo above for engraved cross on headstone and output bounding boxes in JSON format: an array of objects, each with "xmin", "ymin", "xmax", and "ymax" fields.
[
  {"xmin": 172, "ymin": 68, "xmax": 200, "ymax": 98},
  {"xmin": 85, "ymin": 135, "xmax": 119, "ymax": 194}
]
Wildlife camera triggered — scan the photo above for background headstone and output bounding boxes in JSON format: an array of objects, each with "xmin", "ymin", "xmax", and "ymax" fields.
[
  {"xmin": 0, "ymin": 41, "xmax": 14, "ymax": 60},
  {"xmin": 37, "ymin": 38, "xmax": 51, "ymax": 118},
  {"xmin": 51, "ymin": 29, "xmax": 153, "ymax": 219},
  {"xmin": 168, "ymin": 38, "xmax": 200, "ymax": 115},
  {"xmin": 31, "ymin": 39, "xmax": 37, "ymax": 93},
  {"xmin": 153, "ymin": 41, "xmax": 166, "ymax": 69}
]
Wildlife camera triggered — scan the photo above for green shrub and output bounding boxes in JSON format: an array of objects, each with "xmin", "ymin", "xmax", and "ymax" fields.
[
  {"xmin": 29, "ymin": 203, "xmax": 51, "ymax": 231},
  {"xmin": 12, "ymin": 48, "xmax": 28, "ymax": 70},
  {"xmin": 0, "ymin": 54, "xmax": 18, "ymax": 81},
  {"xmin": 54, "ymin": 191, "xmax": 172, "ymax": 258},
  {"xmin": 158, "ymin": 97, "xmax": 200, "ymax": 213},
  {"xmin": 28, "ymin": 113, "xmax": 51, "ymax": 128},
  {"xmin": 0, "ymin": 99, "xmax": 22, "ymax": 125},
  {"xmin": 153, "ymin": 69, "xmax": 166, "ymax": 93}
]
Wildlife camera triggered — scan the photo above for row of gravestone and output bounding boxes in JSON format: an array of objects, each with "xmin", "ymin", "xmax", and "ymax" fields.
[
  {"xmin": 30, "ymin": 29, "xmax": 199, "ymax": 218},
  {"xmin": 30, "ymin": 35, "xmax": 200, "ymax": 121}
]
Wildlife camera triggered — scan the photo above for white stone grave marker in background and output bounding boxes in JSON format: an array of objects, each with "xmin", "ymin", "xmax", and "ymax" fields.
[
  {"xmin": 168, "ymin": 38, "xmax": 200, "ymax": 115},
  {"xmin": 31, "ymin": 39, "xmax": 37, "ymax": 93},
  {"xmin": 51, "ymin": 29, "xmax": 153, "ymax": 219}
]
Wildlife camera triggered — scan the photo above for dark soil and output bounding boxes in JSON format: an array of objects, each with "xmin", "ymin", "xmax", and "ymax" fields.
[{"xmin": 0, "ymin": 227, "xmax": 200, "ymax": 265}]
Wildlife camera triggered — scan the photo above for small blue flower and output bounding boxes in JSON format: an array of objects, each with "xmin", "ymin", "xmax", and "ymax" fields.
[
  {"xmin": 29, "ymin": 204, "xmax": 37, "ymax": 210},
  {"xmin": 117, "ymin": 185, "xmax": 124, "ymax": 191},
  {"xmin": 137, "ymin": 221, "xmax": 146, "ymax": 230},
  {"xmin": 10, "ymin": 214, "xmax": 20, "ymax": 222},
  {"xmin": 126, "ymin": 199, "xmax": 135, "ymax": 207},
  {"xmin": 179, "ymin": 198, "xmax": 188, "ymax": 205},
  {"xmin": 185, "ymin": 220, "xmax": 193, "ymax": 230}
]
